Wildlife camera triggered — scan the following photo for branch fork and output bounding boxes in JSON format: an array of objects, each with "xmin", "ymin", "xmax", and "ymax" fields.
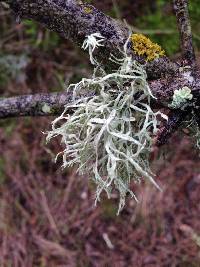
[{"xmin": 0, "ymin": 0, "xmax": 199, "ymax": 147}]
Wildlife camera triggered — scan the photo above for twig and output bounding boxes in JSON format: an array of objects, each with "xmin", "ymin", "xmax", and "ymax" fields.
[
  {"xmin": 0, "ymin": 71, "xmax": 200, "ymax": 119},
  {"xmin": 0, "ymin": 90, "xmax": 97, "ymax": 119},
  {"xmin": 40, "ymin": 191, "xmax": 60, "ymax": 237},
  {"xmin": 156, "ymin": 109, "xmax": 190, "ymax": 146},
  {"xmin": 0, "ymin": 92, "xmax": 72, "ymax": 118},
  {"xmin": 173, "ymin": 0, "xmax": 196, "ymax": 67}
]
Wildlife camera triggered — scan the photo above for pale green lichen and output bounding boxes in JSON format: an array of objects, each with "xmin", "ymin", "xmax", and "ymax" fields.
[
  {"xmin": 42, "ymin": 103, "xmax": 51, "ymax": 113},
  {"xmin": 46, "ymin": 34, "xmax": 167, "ymax": 214},
  {"xmin": 169, "ymin": 86, "xmax": 193, "ymax": 109}
]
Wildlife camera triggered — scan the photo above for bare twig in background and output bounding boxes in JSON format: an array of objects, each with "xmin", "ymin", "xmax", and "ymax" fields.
[
  {"xmin": 155, "ymin": 0, "xmax": 198, "ymax": 146},
  {"xmin": 173, "ymin": 0, "xmax": 196, "ymax": 67},
  {"xmin": 40, "ymin": 191, "xmax": 60, "ymax": 237}
]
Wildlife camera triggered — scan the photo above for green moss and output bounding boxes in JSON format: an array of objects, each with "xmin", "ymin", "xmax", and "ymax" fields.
[
  {"xmin": 83, "ymin": 0, "xmax": 93, "ymax": 3},
  {"xmin": 101, "ymin": 199, "xmax": 118, "ymax": 220},
  {"xmin": 189, "ymin": 0, "xmax": 200, "ymax": 50},
  {"xmin": 23, "ymin": 20, "xmax": 60, "ymax": 50},
  {"xmin": 0, "ymin": 118, "xmax": 16, "ymax": 137}
]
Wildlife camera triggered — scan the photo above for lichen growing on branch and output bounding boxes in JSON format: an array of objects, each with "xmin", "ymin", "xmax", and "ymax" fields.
[
  {"xmin": 131, "ymin": 33, "xmax": 165, "ymax": 61},
  {"xmin": 46, "ymin": 34, "xmax": 167, "ymax": 213},
  {"xmin": 169, "ymin": 86, "xmax": 193, "ymax": 109}
]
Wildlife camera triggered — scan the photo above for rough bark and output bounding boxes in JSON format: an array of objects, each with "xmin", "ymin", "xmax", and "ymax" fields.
[
  {"xmin": 173, "ymin": 0, "xmax": 195, "ymax": 67},
  {"xmin": 156, "ymin": 0, "xmax": 197, "ymax": 145},
  {"xmin": 0, "ymin": 92, "xmax": 72, "ymax": 118},
  {"xmin": 0, "ymin": 70, "xmax": 199, "ymax": 119}
]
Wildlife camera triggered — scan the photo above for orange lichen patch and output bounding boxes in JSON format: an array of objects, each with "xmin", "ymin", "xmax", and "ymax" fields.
[
  {"xmin": 131, "ymin": 33, "xmax": 165, "ymax": 61},
  {"xmin": 83, "ymin": 6, "xmax": 93, "ymax": 14}
]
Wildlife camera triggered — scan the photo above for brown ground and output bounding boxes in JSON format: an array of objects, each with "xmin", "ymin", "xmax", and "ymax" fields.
[{"xmin": 0, "ymin": 1, "xmax": 200, "ymax": 267}]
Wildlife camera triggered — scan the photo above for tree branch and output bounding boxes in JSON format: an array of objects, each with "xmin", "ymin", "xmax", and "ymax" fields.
[
  {"xmin": 0, "ymin": 0, "xmax": 200, "ymax": 147},
  {"xmin": 173, "ymin": 0, "xmax": 196, "ymax": 67},
  {"xmin": 0, "ymin": 70, "xmax": 200, "ymax": 119},
  {"xmin": 155, "ymin": 108, "xmax": 190, "ymax": 146},
  {"xmin": 0, "ymin": 0, "xmax": 178, "ymax": 79},
  {"xmin": 154, "ymin": 0, "xmax": 197, "ymax": 146},
  {"xmin": 0, "ymin": 92, "xmax": 73, "ymax": 118}
]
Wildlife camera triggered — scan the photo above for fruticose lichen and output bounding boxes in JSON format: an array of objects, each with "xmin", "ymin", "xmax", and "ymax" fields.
[
  {"xmin": 82, "ymin": 32, "xmax": 105, "ymax": 65},
  {"xmin": 131, "ymin": 33, "xmax": 165, "ymax": 61},
  {"xmin": 46, "ymin": 33, "xmax": 167, "ymax": 214},
  {"xmin": 169, "ymin": 86, "xmax": 193, "ymax": 109}
]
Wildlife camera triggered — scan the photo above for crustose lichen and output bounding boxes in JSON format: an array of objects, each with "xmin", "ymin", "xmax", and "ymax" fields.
[
  {"xmin": 46, "ymin": 33, "xmax": 167, "ymax": 214},
  {"xmin": 131, "ymin": 33, "xmax": 165, "ymax": 61}
]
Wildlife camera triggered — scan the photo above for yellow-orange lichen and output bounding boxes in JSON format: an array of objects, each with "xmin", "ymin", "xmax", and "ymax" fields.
[
  {"xmin": 131, "ymin": 33, "xmax": 165, "ymax": 61},
  {"xmin": 83, "ymin": 6, "xmax": 93, "ymax": 14}
]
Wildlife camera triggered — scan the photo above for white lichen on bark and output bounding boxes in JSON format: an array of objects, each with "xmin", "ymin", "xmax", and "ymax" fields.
[
  {"xmin": 169, "ymin": 86, "xmax": 193, "ymax": 109},
  {"xmin": 46, "ymin": 34, "xmax": 167, "ymax": 213}
]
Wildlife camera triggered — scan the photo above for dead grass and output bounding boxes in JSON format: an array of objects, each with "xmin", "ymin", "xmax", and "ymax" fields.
[{"xmin": 0, "ymin": 115, "xmax": 200, "ymax": 266}]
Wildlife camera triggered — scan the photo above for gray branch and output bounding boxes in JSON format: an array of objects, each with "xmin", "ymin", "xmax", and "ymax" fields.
[
  {"xmin": 0, "ymin": 70, "xmax": 200, "ymax": 119},
  {"xmin": 0, "ymin": 92, "xmax": 72, "ymax": 118},
  {"xmin": 173, "ymin": 0, "xmax": 196, "ymax": 67},
  {"xmin": 0, "ymin": 89, "xmax": 97, "ymax": 118}
]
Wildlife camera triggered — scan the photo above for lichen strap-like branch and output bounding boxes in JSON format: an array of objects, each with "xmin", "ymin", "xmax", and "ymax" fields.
[
  {"xmin": 0, "ymin": 0, "xmax": 178, "ymax": 79},
  {"xmin": 173, "ymin": 0, "xmax": 196, "ymax": 67}
]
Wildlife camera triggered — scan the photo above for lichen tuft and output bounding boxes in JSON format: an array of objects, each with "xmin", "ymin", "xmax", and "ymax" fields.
[
  {"xmin": 131, "ymin": 33, "xmax": 165, "ymax": 61},
  {"xmin": 46, "ymin": 34, "xmax": 167, "ymax": 214}
]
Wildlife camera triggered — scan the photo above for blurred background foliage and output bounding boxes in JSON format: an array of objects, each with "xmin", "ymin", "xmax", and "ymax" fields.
[{"xmin": 0, "ymin": 1, "xmax": 200, "ymax": 266}]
